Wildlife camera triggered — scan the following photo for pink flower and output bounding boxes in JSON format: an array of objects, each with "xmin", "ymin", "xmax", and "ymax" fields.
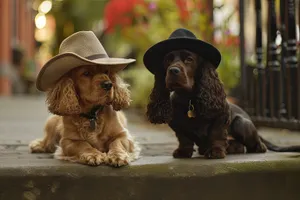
[{"xmin": 148, "ymin": 2, "xmax": 157, "ymax": 11}]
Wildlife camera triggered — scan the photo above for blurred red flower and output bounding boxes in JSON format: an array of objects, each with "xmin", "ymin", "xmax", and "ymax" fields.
[
  {"xmin": 104, "ymin": 0, "xmax": 200, "ymax": 33},
  {"xmin": 176, "ymin": 0, "xmax": 190, "ymax": 21},
  {"xmin": 225, "ymin": 35, "xmax": 240, "ymax": 46},
  {"xmin": 104, "ymin": 0, "xmax": 145, "ymax": 33}
]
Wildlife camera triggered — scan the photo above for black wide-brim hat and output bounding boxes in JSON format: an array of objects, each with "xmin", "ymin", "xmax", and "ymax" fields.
[{"xmin": 143, "ymin": 28, "xmax": 221, "ymax": 74}]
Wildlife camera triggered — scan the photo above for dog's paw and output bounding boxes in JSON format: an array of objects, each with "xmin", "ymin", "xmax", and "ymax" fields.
[
  {"xmin": 173, "ymin": 148, "xmax": 194, "ymax": 158},
  {"xmin": 106, "ymin": 152, "xmax": 130, "ymax": 167},
  {"xmin": 247, "ymin": 142, "xmax": 267, "ymax": 153},
  {"xmin": 226, "ymin": 140, "xmax": 245, "ymax": 154},
  {"xmin": 79, "ymin": 152, "xmax": 106, "ymax": 166},
  {"xmin": 198, "ymin": 146, "xmax": 209, "ymax": 155},
  {"xmin": 204, "ymin": 147, "xmax": 226, "ymax": 159},
  {"xmin": 29, "ymin": 139, "xmax": 46, "ymax": 153}
]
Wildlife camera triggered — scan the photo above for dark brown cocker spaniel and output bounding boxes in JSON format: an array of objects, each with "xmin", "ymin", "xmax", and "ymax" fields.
[{"xmin": 144, "ymin": 28, "xmax": 300, "ymax": 159}]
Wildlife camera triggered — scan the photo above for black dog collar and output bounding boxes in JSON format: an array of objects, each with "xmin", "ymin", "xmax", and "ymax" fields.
[{"xmin": 80, "ymin": 105, "xmax": 104, "ymax": 131}]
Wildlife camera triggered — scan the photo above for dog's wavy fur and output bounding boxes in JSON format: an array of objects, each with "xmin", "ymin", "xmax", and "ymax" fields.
[
  {"xmin": 194, "ymin": 64, "xmax": 229, "ymax": 118},
  {"xmin": 147, "ymin": 72, "xmax": 173, "ymax": 124},
  {"xmin": 29, "ymin": 66, "xmax": 140, "ymax": 167}
]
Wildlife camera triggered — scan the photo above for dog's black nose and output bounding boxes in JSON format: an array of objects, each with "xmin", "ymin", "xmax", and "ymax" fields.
[
  {"xmin": 169, "ymin": 67, "xmax": 181, "ymax": 75},
  {"xmin": 101, "ymin": 81, "xmax": 113, "ymax": 91}
]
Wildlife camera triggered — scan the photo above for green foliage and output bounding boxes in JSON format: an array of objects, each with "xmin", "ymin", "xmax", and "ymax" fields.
[
  {"xmin": 106, "ymin": 0, "xmax": 212, "ymax": 64},
  {"xmin": 49, "ymin": 0, "xmax": 108, "ymax": 54},
  {"xmin": 121, "ymin": 68, "xmax": 154, "ymax": 109},
  {"xmin": 216, "ymin": 46, "xmax": 240, "ymax": 93}
]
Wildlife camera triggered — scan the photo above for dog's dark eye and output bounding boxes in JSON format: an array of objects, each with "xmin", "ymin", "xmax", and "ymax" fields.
[
  {"xmin": 185, "ymin": 57, "xmax": 194, "ymax": 63},
  {"xmin": 164, "ymin": 54, "xmax": 174, "ymax": 65},
  {"xmin": 82, "ymin": 71, "xmax": 91, "ymax": 76}
]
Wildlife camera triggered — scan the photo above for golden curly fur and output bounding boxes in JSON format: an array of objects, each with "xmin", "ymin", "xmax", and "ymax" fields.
[{"xmin": 29, "ymin": 66, "xmax": 140, "ymax": 167}]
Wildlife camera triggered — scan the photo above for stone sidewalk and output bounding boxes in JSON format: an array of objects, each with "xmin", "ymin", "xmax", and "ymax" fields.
[
  {"xmin": 1, "ymin": 96, "xmax": 300, "ymax": 200},
  {"xmin": 1, "ymin": 96, "xmax": 300, "ymax": 154},
  {"xmin": 0, "ymin": 96, "xmax": 178, "ymax": 156}
]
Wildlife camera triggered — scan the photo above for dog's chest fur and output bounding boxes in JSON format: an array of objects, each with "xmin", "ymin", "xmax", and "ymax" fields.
[
  {"xmin": 169, "ymin": 104, "xmax": 210, "ymax": 135},
  {"xmin": 169, "ymin": 94, "xmax": 211, "ymax": 136},
  {"xmin": 69, "ymin": 115, "xmax": 110, "ymax": 152}
]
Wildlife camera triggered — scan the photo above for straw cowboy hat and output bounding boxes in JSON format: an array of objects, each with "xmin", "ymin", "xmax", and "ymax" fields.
[
  {"xmin": 36, "ymin": 31, "xmax": 135, "ymax": 91},
  {"xmin": 143, "ymin": 28, "xmax": 221, "ymax": 74}
]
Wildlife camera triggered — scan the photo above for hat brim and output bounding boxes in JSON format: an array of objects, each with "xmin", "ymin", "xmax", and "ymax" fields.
[
  {"xmin": 143, "ymin": 38, "xmax": 221, "ymax": 74},
  {"xmin": 36, "ymin": 52, "xmax": 135, "ymax": 91}
]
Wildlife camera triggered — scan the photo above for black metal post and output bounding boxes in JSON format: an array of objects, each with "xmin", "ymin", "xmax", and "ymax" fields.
[
  {"xmin": 298, "ymin": 0, "xmax": 300, "ymax": 121},
  {"xmin": 239, "ymin": 0, "xmax": 247, "ymax": 110},
  {"xmin": 267, "ymin": 0, "xmax": 281, "ymax": 119},
  {"xmin": 280, "ymin": 0, "xmax": 288, "ymax": 118},
  {"xmin": 285, "ymin": 0, "xmax": 298, "ymax": 120},
  {"xmin": 255, "ymin": 0, "xmax": 265, "ymax": 118}
]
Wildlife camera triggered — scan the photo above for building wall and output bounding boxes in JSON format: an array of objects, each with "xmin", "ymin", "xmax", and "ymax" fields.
[
  {"xmin": 0, "ymin": 0, "xmax": 12, "ymax": 95},
  {"xmin": 0, "ymin": 0, "xmax": 35, "ymax": 96}
]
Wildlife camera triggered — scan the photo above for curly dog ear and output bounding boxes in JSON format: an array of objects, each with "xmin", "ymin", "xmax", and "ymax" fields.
[
  {"xmin": 195, "ymin": 61, "xmax": 228, "ymax": 117},
  {"xmin": 111, "ymin": 74, "xmax": 131, "ymax": 111},
  {"xmin": 46, "ymin": 77, "xmax": 81, "ymax": 115},
  {"xmin": 147, "ymin": 72, "xmax": 172, "ymax": 124}
]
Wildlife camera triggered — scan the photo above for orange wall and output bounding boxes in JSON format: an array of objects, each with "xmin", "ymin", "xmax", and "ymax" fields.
[
  {"xmin": 0, "ymin": 0, "xmax": 35, "ymax": 95},
  {"xmin": 0, "ymin": 0, "xmax": 12, "ymax": 95}
]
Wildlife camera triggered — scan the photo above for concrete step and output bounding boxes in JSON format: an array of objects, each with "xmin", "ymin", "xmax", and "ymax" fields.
[
  {"xmin": 0, "ymin": 152, "xmax": 299, "ymax": 200},
  {"xmin": 1, "ymin": 97, "xmax": 300, "ymax": 200}
]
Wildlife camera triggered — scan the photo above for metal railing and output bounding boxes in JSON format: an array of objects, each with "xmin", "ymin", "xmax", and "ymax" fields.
[{"xmin": 239, "ymin": 0, "xmax": 299, "ymax": 130}]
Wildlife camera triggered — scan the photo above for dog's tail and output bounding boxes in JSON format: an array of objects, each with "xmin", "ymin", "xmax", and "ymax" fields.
[{"xmin": 260, "ymin": 136, "xmax": 300, "ymax": 152}]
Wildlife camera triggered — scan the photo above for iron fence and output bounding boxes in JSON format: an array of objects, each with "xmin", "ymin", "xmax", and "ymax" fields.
[{"xmin": 239, "ymin": 0, "xmax": 299, "ymax": 130}]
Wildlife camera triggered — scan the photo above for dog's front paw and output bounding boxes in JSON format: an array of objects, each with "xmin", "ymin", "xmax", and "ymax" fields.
[
  {"xmin": 29, "ymin": 139, "xmax": 46, "ymax": 153},
  {"xmin": 204, "ymin": 147, "xmax": 226, "ymax": 159},
  {"xmin": 173, "ymin": 148, "xmax": 194, "ymax": 158},
  {"xmin": 106, "ymin": 152, "xmax": 130, "ymax": 167},
  {"xmin": 247, "ymin": 142, "xmax": 267, "ymax": 153},
  {"xmin": 226, "ymin": 140, "xmax": 245, "ymax": 154},
  {"xmin": 198, "ymin": 146, "xmax": 209, "ymax": 155},
  {"xmin": 79, "ymin": 152, "xmax": 106, "ymax": 166}
]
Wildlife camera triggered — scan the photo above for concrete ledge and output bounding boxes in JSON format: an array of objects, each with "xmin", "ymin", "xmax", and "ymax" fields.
[
  {"xmin": 0, "ymin": 153, "xmax": 300, "ymax": 200},
  {"xmin": 1, "ymin": 98, "xmax": 300, "ymax": 200}
]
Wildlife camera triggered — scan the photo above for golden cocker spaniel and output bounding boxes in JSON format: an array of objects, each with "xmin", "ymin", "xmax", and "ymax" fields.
[{"xmin": 29, "ymin": 66, "xmax": 141, "ymax": 167}]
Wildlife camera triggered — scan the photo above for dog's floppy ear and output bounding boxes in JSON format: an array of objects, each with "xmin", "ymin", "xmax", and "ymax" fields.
[
  {"xmin": 195, "ymin": 61, "xmax": 227, "ymax": 117},
  {"xmin": 46, "ymin": 77, "xmax": 81, "ymax": 115},
  {"xmin": 111, "ymin": 74, "xmax": 131, "ymax": 111},
  {"xmin": 147, "ymin": 72, "xmax": 172, "ymax": 124}
]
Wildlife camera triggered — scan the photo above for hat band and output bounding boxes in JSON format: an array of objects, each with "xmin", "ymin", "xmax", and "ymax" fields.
[{"xmin": 85, "ymin": 53, "xmax": 108, "ymax": 60}]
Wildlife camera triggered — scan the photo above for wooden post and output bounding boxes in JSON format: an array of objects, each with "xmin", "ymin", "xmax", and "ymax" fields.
[
  {"xmin": 18, "ymin": 0, "xmax": 26, "ymax": 47},
  {"xmin": 0, "ymin": 0, "xmax": 12, "ymax": 95}
]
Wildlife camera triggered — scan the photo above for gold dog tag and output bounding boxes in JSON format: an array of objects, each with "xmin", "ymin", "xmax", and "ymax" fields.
[
  {"xmin": 187, "ymin": 100, "xmax": 196, "ymax": 118},
  {"xmin": 187, "ymin": 110, "xmax": 196, "ymax": 118}
]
